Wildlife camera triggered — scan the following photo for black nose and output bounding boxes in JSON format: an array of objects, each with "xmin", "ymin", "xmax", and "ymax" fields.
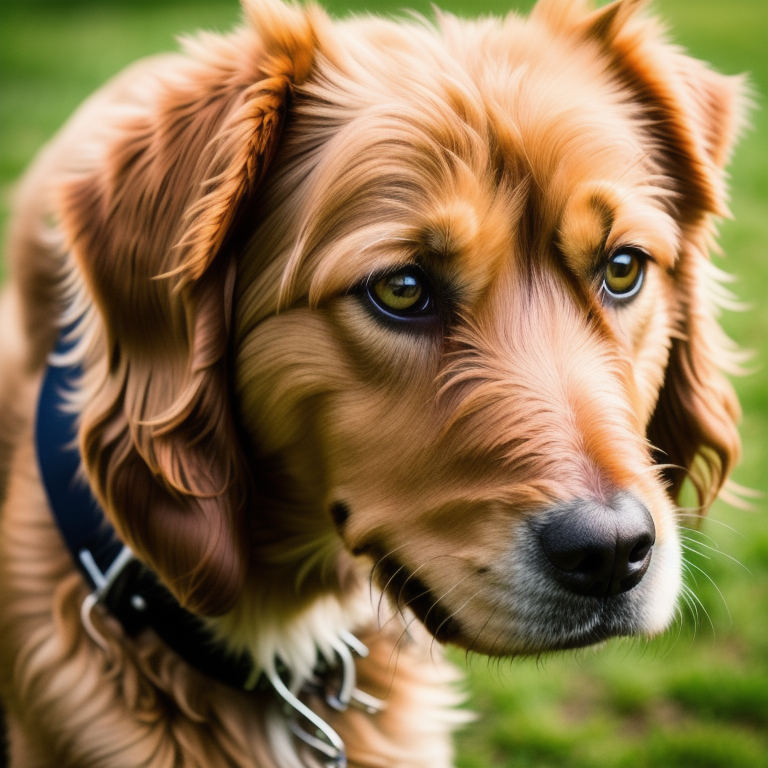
[{"xmin": 535, "ymin": 494, "xmax": 656, "ymax": 598}]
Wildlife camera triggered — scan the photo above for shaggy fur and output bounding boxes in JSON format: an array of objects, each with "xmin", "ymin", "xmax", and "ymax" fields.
[{"xmin": 0, "ymin": 0, "xmax": 745, "ymax": 765}]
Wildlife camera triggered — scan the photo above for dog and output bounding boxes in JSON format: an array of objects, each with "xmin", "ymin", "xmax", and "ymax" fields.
[{"xmin": 0, "ymin": 0, "xmax": 746, "ymax": 765}]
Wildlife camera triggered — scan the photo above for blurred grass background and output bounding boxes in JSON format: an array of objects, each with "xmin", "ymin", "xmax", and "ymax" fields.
[{"xmin": 0, "ymin": 1, "xmax": 765, "ymax": 766}]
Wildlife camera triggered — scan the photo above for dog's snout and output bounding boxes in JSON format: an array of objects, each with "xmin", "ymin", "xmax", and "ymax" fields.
[{"xmin": 536, "ymin": 495, "xmax": 656, "ymax": 598}]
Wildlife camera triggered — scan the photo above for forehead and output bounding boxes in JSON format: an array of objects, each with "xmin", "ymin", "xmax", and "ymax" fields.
[{"xmin": 288, "ymin": 14, "xmax": 678, "ymax": 304}]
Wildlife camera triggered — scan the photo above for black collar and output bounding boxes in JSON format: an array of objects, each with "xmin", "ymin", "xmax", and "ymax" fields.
[{"xmin": 34, "ymin": 329, "xmax": 380, "ymax": 767}]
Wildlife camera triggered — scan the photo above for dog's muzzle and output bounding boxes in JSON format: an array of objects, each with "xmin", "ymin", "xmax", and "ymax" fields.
[{"xmin": 494, "ymin": 490, "xmax": 668, "ymax": 651}]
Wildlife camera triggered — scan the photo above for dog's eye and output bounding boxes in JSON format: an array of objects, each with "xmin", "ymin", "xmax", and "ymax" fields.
[
  {"xmin": 603, "ymin": 248, "xmax": 646, "ymax": 302},
  {"xmin": 366, "ymin": 267, "xmax": 434, "ymax": 320}
]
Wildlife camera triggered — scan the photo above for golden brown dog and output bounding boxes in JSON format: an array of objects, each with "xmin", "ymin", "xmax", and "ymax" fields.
[{"xmin": 0, "ymin": 0, "xmax": 746, "ymax": 765}]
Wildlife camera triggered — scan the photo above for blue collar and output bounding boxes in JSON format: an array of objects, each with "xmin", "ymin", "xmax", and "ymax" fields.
[{"xmin": 34, "ymin": 331, "xmax": 125, "ymax": 591}]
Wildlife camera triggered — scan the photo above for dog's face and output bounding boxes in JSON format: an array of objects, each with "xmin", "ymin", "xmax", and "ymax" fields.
[{"xmin": 60, "ymin": 0, "xmax": 743, "ymax": 658}]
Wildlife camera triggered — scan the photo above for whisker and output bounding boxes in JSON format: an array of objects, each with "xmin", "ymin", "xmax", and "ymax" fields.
[
  {"xmin": 684, "ymin": 559, "xmax": 732, "ymax": 626},
  {"xmin": 395, "ymin": 553, "xmax": 473, "ymax": 608},
  {"xmin": 679, "ymin": 526, "xmax": 726, "ymax": 548},
  {"xmin": 677, "ymin": 585, "xmax": 702, "ymax": 648},
  {"xmin": 682, "ymin": 581, "xmax": 716, "ymax": 644},
  {"xmin": 678, "ymin": 515, "xmax": 747, "ymax": 538},
  {"xmin": 679, "ymin": 538, "xmax": 750, "ymax": 573},
  {"xmin": 369, "ymin": 542, "xmax": 410, "ymax": 591},
  {"xmin": 425, "ymin": 580, "xmax": 480, "ymax": 659},
  {"xmin": 370, "ymin": 543, "xmax": 412, "ymax": 628},
  {"xmin": 668, "ymin": 597, "xmax": 686, "ymax": 649},
  {"xmin": 387, "ymin": 613, "xmax": 426, "ymax": 687},
  {"xmin": 484, "ymin": 622, "xmax": 510, "ymax": 671},
  {"xmin": 465, "ymin": 606, "xmax": 499, "ymax": 661},
  {"xmin": 422, "ymin": 570, "xmax": 474, "ymax": 614},
  {"xmin": 680, "ymin": 541, "xmax": 712, "ymax": 561}
]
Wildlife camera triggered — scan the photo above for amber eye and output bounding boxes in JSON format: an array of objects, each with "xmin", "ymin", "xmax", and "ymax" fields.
[
  {"xmin": 366, "ymin": 267, "xmax": 433, "ymax": 320},
  {"xmin": 603, "ymin": 248, "xmax": 646, "ymax": 301}
]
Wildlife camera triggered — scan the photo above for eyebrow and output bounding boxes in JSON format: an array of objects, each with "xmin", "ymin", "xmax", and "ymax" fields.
[{"xmin": 556, "ymin": 189, "xmax": 615, "ymax": 281}]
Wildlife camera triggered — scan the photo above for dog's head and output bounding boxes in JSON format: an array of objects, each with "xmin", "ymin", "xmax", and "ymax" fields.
[{"xmin": 59, "ymin": 0, "xmax": 745, "ymax": 656}]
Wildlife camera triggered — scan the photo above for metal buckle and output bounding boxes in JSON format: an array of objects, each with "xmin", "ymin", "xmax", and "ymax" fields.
[
  {"xmin": 79, "ymin": 545, "xmax": 136, "ymax": 653},
  {"xmin": 266, "ymin": 667, "xmax": 347, "ymax": 768},
  {"xmin": 332, "ymin": 631, "xmax": 387, "ymax": 715},
  {"xmin": 79, "ymin": 544, "xmax": 136, "ymax": 600},
  {"xmin": 266, "ymin": 632, "xmax": 386, "ymax": 767}
]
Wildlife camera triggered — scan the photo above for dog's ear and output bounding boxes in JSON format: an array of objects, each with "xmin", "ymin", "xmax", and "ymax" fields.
[
  {"xmin": 554, "ymin": 0, "xmax": 747, "ymax": 509},
  {"xmin": 58, "ymin": 0, "xmax": 320, "ymax": 615},
  {"xmin": 642, "ymin": 48, "xmax": 746, "ymax": 509}
]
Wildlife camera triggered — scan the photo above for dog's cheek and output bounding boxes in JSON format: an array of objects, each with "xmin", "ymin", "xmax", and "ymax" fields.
[
  {"xmin": 324, "ymin": 298, "xmax": 444, "ymax": 390},
  {"xmin": 234, "ymin": 310, "xmax": 352, "ymax": 458},
  {"xmin": 235, "ymin": 299, "xmax": 443, "ymax": 435},
  {"xmin": 233, "ymin": 304, "xmax": 444, "ymax": 507}
]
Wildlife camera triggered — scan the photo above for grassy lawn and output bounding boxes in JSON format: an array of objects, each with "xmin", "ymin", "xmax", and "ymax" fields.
[{"xmin": 1, "ymin": 1, "xmax": 766, "ymax": 766}]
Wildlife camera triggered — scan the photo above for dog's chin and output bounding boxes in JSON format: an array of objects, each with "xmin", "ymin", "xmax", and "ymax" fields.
[
  {"xmin": 482, "ymin": 587, "xmax": 672, "ymax": 657},
  {"xmin": 409, "ymin": 581, "xmax": 678, "ymax": 657}
]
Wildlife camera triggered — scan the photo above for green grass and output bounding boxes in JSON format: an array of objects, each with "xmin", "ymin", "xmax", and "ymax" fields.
[{"xmin": 1, "ymin": 1, "xmax": 766, "ymax": 766}]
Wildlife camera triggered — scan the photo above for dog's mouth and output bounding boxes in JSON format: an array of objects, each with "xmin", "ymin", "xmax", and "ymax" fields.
[{"xmin": 370, "ymin": 549, "xmax": 463, "ymax": 644}]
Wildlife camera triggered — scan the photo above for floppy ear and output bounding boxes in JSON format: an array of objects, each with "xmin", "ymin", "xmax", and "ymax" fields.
[
  {"xmin": 564, "ymin": 0, "xmax": 747, "ymax": 509},
  {"xmin": 643, "ymin": 52, "xmax": 745, "ymax": 509},
  {"xmin": 58, "ymin": 0, "xmax": 320, "ymax": 615}
]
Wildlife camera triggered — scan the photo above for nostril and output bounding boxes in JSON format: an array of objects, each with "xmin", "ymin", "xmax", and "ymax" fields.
[
  {"xmin": 628, "ymin": 536, "xmax": 653, "ymax": 564},
  {"xmin": 535, "ymin": 493, "xmax": 656, "ymax": 598}
]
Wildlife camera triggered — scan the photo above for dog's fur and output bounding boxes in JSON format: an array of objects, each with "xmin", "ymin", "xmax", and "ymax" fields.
[{"xmin": 0, "ymin": 0, "xmax": 746, "ymax": 765}]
